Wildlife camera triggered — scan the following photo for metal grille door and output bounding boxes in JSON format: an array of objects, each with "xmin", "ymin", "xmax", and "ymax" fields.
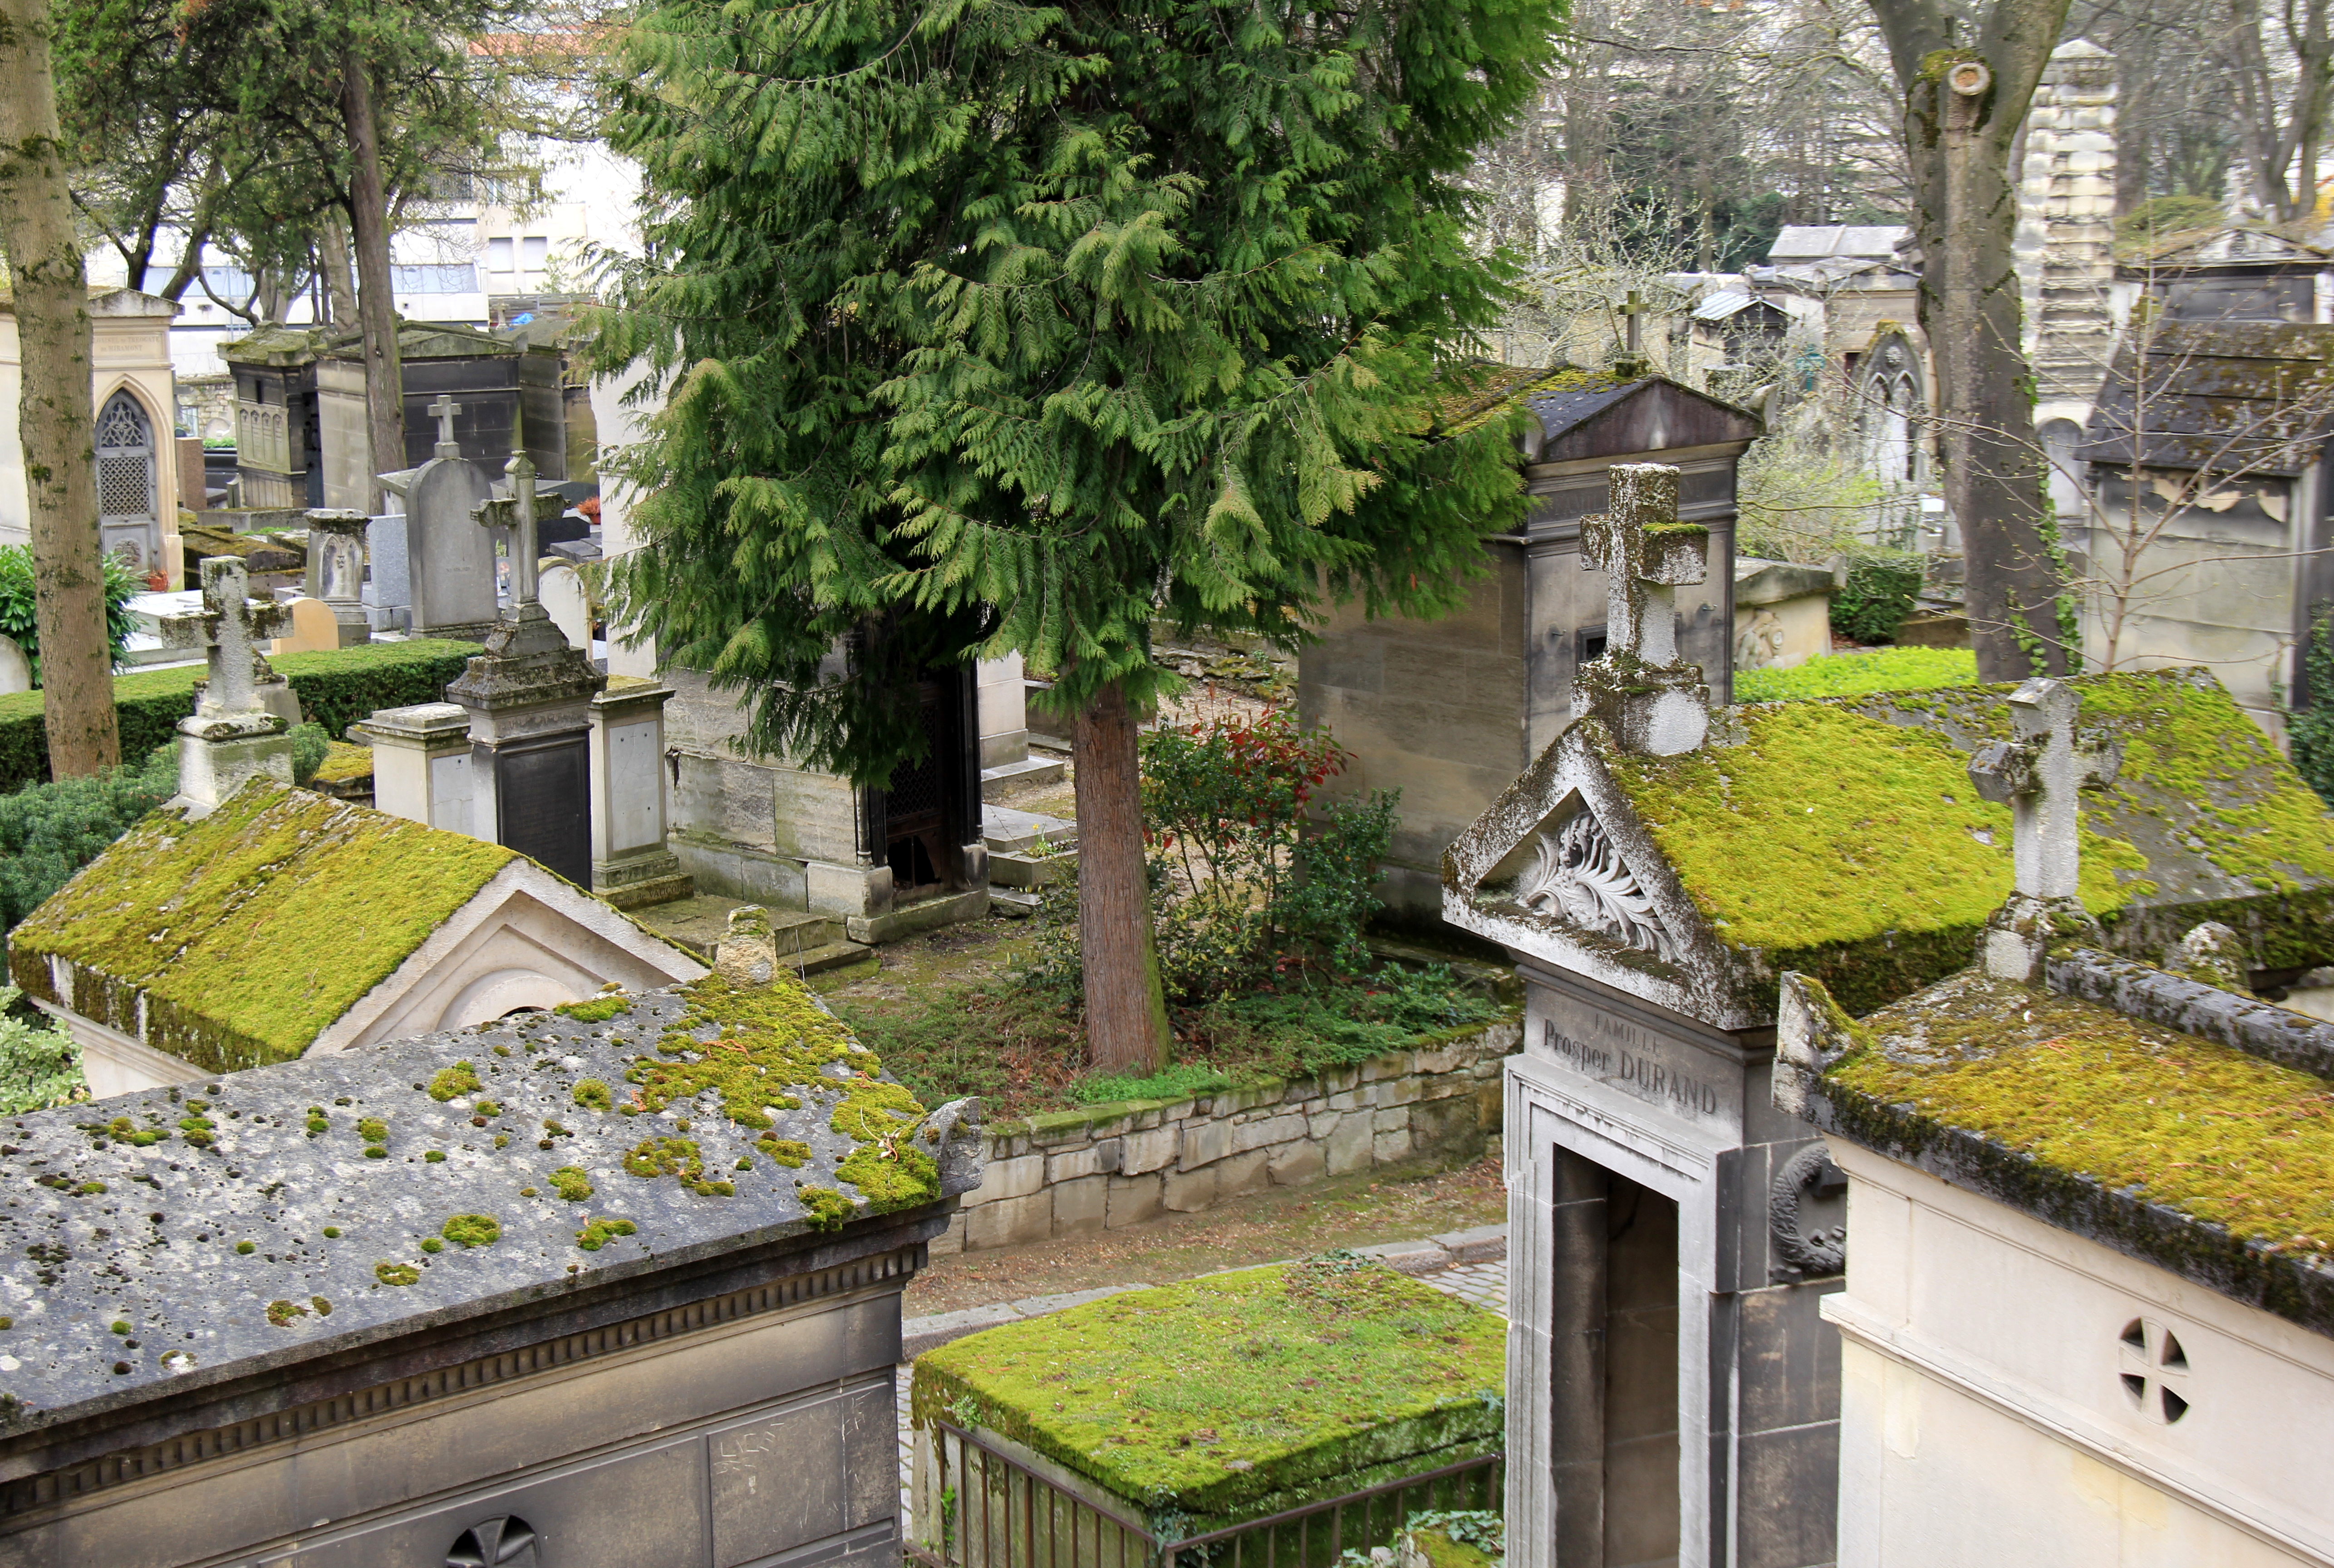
[{"xmin": 95, "ymin": 391, "xmax": 159, "ymax": 570}]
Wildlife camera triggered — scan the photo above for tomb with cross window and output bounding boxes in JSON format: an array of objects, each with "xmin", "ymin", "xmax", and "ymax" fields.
[
  {"xmin": 1441, "ymin": 467, "xmax": 2334, "ymax": 1568},
  {"xmin": 1773, "ymin": 676, "xmax": 2334, "ymax": 1566},
  {"xmin": 1300, "ymin": 360, "xmax": 1761, "ymax": 932}
]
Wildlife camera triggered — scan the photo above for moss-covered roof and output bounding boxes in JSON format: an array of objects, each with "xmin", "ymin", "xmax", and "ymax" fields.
[
  {"xmin": 1603, "ymin": 669, "xmax": 2334, "ymax": 1014},
  {"xmin": 1833, "ymin": 970, "xmax": 2334, "ymax": 1256},
  {"xmin": 6, "ymin": 784, "xmax": 514, "ymax": 1072},
  {"xmin": 912, "ymin": 1257, "xmax": 1504, "ymax": 1530}
]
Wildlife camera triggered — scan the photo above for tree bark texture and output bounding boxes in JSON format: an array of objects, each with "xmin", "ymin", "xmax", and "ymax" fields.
[
  {"xmin": 341, "ymin": 51, "xmax": 403, "ymax": 511},
  {"xmin": 0, "ymin": 0, "xmax": 118, "ymax": 775},
  {"xmin": 1070, "ymin": 680, "xmax": 1171, "ymax": 1075},
  {"xmin": 1873, "ymin": 2, "xmax": 2074, "ymax": 681},
  {"xmin": 318, "ymin": 209, "xmax": 359, "ymax": 327}
]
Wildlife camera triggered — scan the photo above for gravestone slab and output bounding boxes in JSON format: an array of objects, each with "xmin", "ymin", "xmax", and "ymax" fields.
[
  {"xmin": 0, "ymin": 983, "xmax": 982, "ymax": 1566},
  {"xmin": 538, "ymin": 560, "xmax": 591, "ymax": 652},
  {"xmin": 404, "ymin": 458, "xmax": 498, "ymax": 637},
  {"xmin": 365, "ymin": 510, "xmax": 411, "ymax": 630},
  {"xmin": 270, "ymin": 595, "xmax": 344, "ymax": 655},
  {"xmin": 0, "ymin": 632, "xmax": 27, "ymax": 695}
]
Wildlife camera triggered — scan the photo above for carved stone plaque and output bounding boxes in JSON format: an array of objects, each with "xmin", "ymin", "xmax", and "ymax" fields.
[
  {"xmin": 1530, "ymin": 975, "xmax": 1743, "ymax": 1135},
  {"xmin": 491, "ymin": 736, "xmax": 590, "ymax": 887}
]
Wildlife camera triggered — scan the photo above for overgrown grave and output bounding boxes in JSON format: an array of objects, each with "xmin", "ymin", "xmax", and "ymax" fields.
[
  {"xmin": 0, "ymin": 970, "xmax": 982, "ymax": 1563},
  {"xmin": 908, "ymin": 1252, "xmax": 1504, "ymax": 1557}
]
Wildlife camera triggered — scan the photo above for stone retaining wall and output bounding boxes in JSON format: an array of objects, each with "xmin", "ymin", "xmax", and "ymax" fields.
[{"xmin": 934, "ymin": 1015, "xmax": 1522, "ymax": 1255}]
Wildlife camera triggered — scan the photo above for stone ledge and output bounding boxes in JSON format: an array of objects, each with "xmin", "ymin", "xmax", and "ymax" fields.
[{"xmin": 901, "ymin": 1284, "xmax": 1147, "ymax": 1360}]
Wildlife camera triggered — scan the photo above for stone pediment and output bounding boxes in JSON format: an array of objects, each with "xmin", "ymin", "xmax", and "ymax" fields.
[{"xmin": 1445, "ymin": 718, "xmax": 1747, "ymax": 1027}]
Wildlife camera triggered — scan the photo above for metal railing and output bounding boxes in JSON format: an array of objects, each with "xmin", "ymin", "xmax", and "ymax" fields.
[{"xmin": 905, "ymin": 1421, "xmax": 1501, "ymax": 1568}]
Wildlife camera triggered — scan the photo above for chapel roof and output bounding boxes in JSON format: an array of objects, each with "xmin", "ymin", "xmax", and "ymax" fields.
[
  {"xmin": 0, "ymin": 974, "xmax": 979, "ymax": 1433},
  {"xmin": 1447, "ymin": 668, "xmax": 2334, "ymax": 1024},
  {"xmin": 6, "ymin": 784, "xmax": 517, "ymax": 1073},
  {"xmin": 2078, "ymin": 320, "xmax": 2334, "ymax": 475},
  {"xmin": 1785, "ymin": 952, "xmax": 2334, "ymax": 1337}
]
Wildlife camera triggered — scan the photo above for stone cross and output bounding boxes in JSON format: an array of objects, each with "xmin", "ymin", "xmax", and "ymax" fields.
[
  {"xmin": 161, "ymin": 558, "xmax": 291, "ymax": 717},
  {"xmin": 1967, "ymin": 677, "xmax": 2122, "ymax": 902},
  {"xmin": 471, "ymin": 439, "xmax": 562, "ymax": 612},
  {"xmin": 427, "ymin": 394, "xmax": 463, "ymax": 460},
  {"xmin": 1581, "ymin": 464, "xmax": 1707, "ymax": 669},
  {"xmin": 1574, "ymin": 464, "xmax": 1712, "ymax": 756}
]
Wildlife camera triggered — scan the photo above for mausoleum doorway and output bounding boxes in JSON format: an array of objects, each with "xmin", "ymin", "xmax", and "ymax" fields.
[
  {"xmin": 95, "ymin": 388, "xmax": 161, "ymax": 572},
  {"xmin": 876, "ymin": 667, "xmax": 981, "ymax": 897}
]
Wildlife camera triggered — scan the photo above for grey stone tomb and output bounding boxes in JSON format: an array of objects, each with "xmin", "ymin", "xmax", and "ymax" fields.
[
  {"xmin": 445, "ymin": 431, "xmax": 601, "ymax": 887},
  {"xmin": 300, "ymin": 506, "xmax": 373, "ymax": 647},
  {"xmin": 385, "ymin": 394, "xmax": 500, "ymax": 639},
  {"xmin": 0, "ymin": 984, "xmax": 983, "ymax": 1565},
  {"xmin": 159, "ymin": 558, "xmax": 295, "ymax": 815}
]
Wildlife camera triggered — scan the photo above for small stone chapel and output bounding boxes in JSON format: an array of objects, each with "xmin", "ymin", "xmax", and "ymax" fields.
[
  {"xmin": 1777, "ymin": 678, "xmax": 2334, "ymax": 1568},
  {"xmin": 1440, "ymin": 464, "xmax": 2334, "ymax": 1568},
  {"xmin": 1301, "ymin": 363, "xmax": 1761, "ymax": 932}
]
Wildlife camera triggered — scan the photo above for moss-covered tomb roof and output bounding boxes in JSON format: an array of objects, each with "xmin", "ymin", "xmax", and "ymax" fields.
[
  {"xmin": 912, "ymin": 1257, "xmax": 1504, "ymax": 1532},
  {"xmin": 6, "ymin": 784, "xmax": 515, "ymax": 1072},
  {"xmin": 1801, "ymin": 965, "xmax": 2334, "ymax": 1335},
  {"xmin": 1603, "ymin": 668, "xmax": 2334, "ymax": 1014}
]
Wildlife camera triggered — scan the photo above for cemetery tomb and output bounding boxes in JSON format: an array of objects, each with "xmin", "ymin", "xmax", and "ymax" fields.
[
  {"xmin": 0, "ymin": 287, "xmax": 178, "ymax": 557},
  {"xmin": 1299, "ymin": 366, "xmax": 1759, "ymax": 932},
  {"xmin": 6, "ymin": 780, "xmax": 705, "ymax": 1098},
  {"xmin": 0, "ymin": 973, "xmax": 982, "ymax": 1565},
  {"xmin": 1731, "ymin": 558, "xmax": 1835, "ymax": 672},
  {"xmin": 315, "ymin": 323, "xmax": 565, "ymax": 511},
  {"xmin": 589, "ymin": 676, "xmax": 693, "ymax": 909},
  {"xmin": 1440, "ymin": 466, "xmax": 2334, "ymax": 1568},
  {"xmin": 909, "ymin": 1255, "xmax": 1505, "ymax": 1561},
  {"xmin": 1775, "ymin": 686, "xmax": 2334, "ymax": 1565},
  {"xmin": 221, "ymin": 323, "xmax": 335, "ymax": 510}
]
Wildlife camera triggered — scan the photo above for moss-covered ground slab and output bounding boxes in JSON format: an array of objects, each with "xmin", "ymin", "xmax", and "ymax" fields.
[
  {"xmin": 1834, "ymin": 970, "xmax": 2334, "ymax": 1258},
  {"xmin": 913, "ymin": 1256, "xmax": 1503, "ymax": 1529}
]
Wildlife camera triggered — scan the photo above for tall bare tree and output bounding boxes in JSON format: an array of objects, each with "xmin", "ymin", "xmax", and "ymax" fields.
[
  {"xmin": 1868, "ymin": 0, "xmax": 2076, "ymax": 679},
  {"xmin": 0, "ymin": 0, "xmax": 117, "ymax": 775}
]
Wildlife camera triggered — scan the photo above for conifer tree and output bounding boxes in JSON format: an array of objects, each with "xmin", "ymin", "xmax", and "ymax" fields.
[{"xmin": 596, "ymin": 0, "xmax": 1557, "ymax": 1070}]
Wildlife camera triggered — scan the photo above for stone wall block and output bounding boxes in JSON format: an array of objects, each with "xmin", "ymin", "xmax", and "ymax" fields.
[
  {"xmin": 1052, "ymin": 1175, "xmax": 1107, "ymax": 1235},
  {"xmin": 1268, "ymin": 1140, "xmax": 1327, "ymax": 1186},
  {"xmin": 967, "ymin": 1191, "xmax": 1053, "ymax": 1250},
  {"xmin": 928, "ymin": 1212, "xmax": 968, "ymax": 1256},
  {"xmin": 1326, "ymin": 1115, "xmax": 1374, "ymax": 1175},
  {"xmin": 1179, "ymin": 1118, "xmax": 1233, "ymax": 1171},
  {"xmin": 1120, "ymin": 1125, "xmax": 1179, "ymax": 1176},
  {"xmin": 1093, "ymin": 1137, "xmax": 1126, "ymax": 1175},
  {"xmin": 1327, "ymin": 1089, "xmax": 1365, "ymax": 1113},
  {"xmin": 1232, "ymin": 1113, "xmax": 1308, "ymax": 1153},
  {"xmin": 1106, "ymin": 1173, "xmax": 1163, "ymax": 1229},
  {"xmin": 1360, "ymin": 1050, "xmax": 1415, "ymax": 1083},
  {"xmin": 1408, "ymin": 1093, "xmax": 1479, "ymax": 1153},
  {"xmin": 1214, "ymin": 1149, "xmax": 1269, "ymax": 1202},
  {"xmin": 1412, "ymin": 1046, "xmax": 1468, "ymax": 1074},
  {"xmin": 988, "ymin": 1153, "xmax": 1046, "ymax": 1201},
  {"xmin": 1372, "ymin": 1122, "xmax": 1413, "ymax": 1165},
  {"xmin": 1160, "ymin": 1164, "xmax": 1219, "ymax": 1213},
  {"xmin": 1048, "ymin": 1146, "xmax": 1102, "ymax": 1184},
  {"xmin": 1372, "ymin": 1077, "xmax": 1424, "ymax": 1110}
]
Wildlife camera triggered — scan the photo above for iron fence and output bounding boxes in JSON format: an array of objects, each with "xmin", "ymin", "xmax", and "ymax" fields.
[{"xmin": 904, "ymin": 1420, "xmax": 1501, "ymax": 1568}]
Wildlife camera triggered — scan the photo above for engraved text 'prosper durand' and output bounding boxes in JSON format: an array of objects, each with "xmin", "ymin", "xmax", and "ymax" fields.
[{"xmin": 1544, "ymin": 1016, "xmax": 1722, "ymax": 1119}]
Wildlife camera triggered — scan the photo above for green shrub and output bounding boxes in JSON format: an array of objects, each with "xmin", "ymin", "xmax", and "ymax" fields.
[
  {"xmin": 1735, "ymin": 647, "xmax": 1979, "ymax": 703},
  {"xmin": 1138, "ymin": 710, "xmax": 1398, "ymax": 998},
  {"xmin": 0, "ymin": 544, "xmax": 140, "ymax": 682},
  {"xmin": 0, "ymin": 638, "xmax": 479, "ymax": 792},
  {"xmin": 1829, "ymin": 552, "xmax": 1925, "ymax": 645},
  {"xmin": 0, "ymin": 984, "xmax": 83, "ymax": 1113}
]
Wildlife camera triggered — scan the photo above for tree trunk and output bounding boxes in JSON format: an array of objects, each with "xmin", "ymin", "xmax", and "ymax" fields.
[
  {"xmin": 318, "ymin": 208, "xmax": 359, "ymax": 326},
  {"xmin": 0, "ymin": 0, "xmax": 118, "ymax": 776},
  {"xmin": 1070, "ymin": 680, "xmax": 1170, "ymax": 1075},
  {"xmin": 341, "ymin": 50, "xmax": 403, "ymax": 511},
  {"xmin": 1877, "ymin": 7, "xmax": 2074, "ymax": 681}
]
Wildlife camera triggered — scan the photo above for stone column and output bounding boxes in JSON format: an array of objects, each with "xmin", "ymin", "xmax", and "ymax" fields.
[
  {"xmin": 358, "ymin": 702, "xmax": 477, "ymax": 836},
  {"xmin": 588, "ymin": 676, "xmax": 691, "ymax": 907},
  {"xmin": 445, "ymin": 607, "xmax": 603, "ymax": 888},
  {"xmin": 2017, "ymin": 39, "xmax": 2118, "ymax": 429}
]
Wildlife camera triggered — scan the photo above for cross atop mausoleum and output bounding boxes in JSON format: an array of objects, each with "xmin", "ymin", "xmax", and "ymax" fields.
[
  {"xmin": 427, "ymin": 394, "xmax": 463, "ymax": 460},
  {"xmin": 1967, "ymin": 676, "xmax": 2123, "ymax": 979},
  {"xmin": 162, "ymin": 558, "xmax": 290, "ymax": 718},
  {"xmin": 1574, "ymin": 462, "xmax": 1712, "ymax": 756}
]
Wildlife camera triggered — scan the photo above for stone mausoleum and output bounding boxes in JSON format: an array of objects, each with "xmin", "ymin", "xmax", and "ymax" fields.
[
  {"xmin": 1442, "ymin": 464, "xmax": 2334, "ymax": 1568},
  {"xmin": 1778, "ymin": 677, "xmax": 2334, "ymax": 1567},
  {"xmin": 1302, "ymin": 366, "xmax": 1760, "ymax": 932},
  {"xmin": 0, "ymin": 971, "xmax": 982, "ymax": 1564}
]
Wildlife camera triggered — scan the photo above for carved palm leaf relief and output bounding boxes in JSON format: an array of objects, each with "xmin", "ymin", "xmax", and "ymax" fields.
[{"xmin": 1512, "ymin": 809, "xmax": 1675, "ymax": 961}]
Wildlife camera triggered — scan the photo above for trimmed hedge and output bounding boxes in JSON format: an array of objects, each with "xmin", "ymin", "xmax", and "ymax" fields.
[{"xmin": 0, "ymin": 639, "xmax": 480, "ymax": 794}]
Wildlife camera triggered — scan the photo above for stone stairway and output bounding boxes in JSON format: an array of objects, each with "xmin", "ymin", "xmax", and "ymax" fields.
[
  {"xmin": 629, "ymin": 894, "xmax": 873, "ymax": 974},
  {"xmin": 980, "ymin": 805, "xmax": 1078, "ymax": 914}
]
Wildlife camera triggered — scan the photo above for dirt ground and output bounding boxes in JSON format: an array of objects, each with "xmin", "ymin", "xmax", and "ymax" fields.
[{"xmin": 901, "ymin": 1153, "xmax": 1506, "ymax": 1315}]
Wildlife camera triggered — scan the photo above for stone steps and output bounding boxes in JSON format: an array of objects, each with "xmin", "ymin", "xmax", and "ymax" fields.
[
  {"xmin": 982, "ymin": 804, "xmax": 1077, "ymax": 854},
  {"xmin": 980, "ymin": 755, "xmax": 1066, "ymax": 799},
  {"xmin": 988, "ymin": 848, "xmax": 1073, "ymax": 889}
]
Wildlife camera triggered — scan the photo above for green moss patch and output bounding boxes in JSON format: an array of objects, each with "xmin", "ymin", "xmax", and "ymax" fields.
[
  {"xmin": 555, "ymin": 995, "xmax": 630, "ymax": 1024},
  {"xmin": 547, "ymin": 1166, "xmax": 593, "ymax": 1202},
  {"xmin": 428, "ymin": 1063, "xmax": 482, "ymax": 1101},
  {"xmin": 1734, "ymin": 647, "xmax": 1978, "ymax": 702},
  {"xmin": 5, "ymin": 783, "xmax": 513, "ymax": 1073},
  {"xmin": 1835, "ymin": 970, "xmax": 2334, "ymax": 1257},
  {"xmin": 913, "ymin": 1257, "xmax": 1503, "ymax": 1529},
  {"xmin": 440, "ymin": 1214, "xmax": 501, "ymax": 1248},
  {"xmin": 575, "ymin": 1216, "xmax": 637, "ymax": 1251}
]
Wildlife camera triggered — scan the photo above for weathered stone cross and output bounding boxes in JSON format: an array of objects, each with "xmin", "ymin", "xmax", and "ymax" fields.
[
  {"xmin": 427, "ymin": 394, "xmax": 463, "ymax": 459},
  {"xmin": 470, "ymin": 434, "xmax": 562, "ymax": 612},
  {"xmin": 161, "ymin": 557, "xmax": 291, "ymax": 717},
  {"xmin": 1575, "ymin": 464, "xmax": 1712, "ymax": 756},
  {"xmin": 1967, "ymin": 676, "xmax": 2123, "ymax": 979}
]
